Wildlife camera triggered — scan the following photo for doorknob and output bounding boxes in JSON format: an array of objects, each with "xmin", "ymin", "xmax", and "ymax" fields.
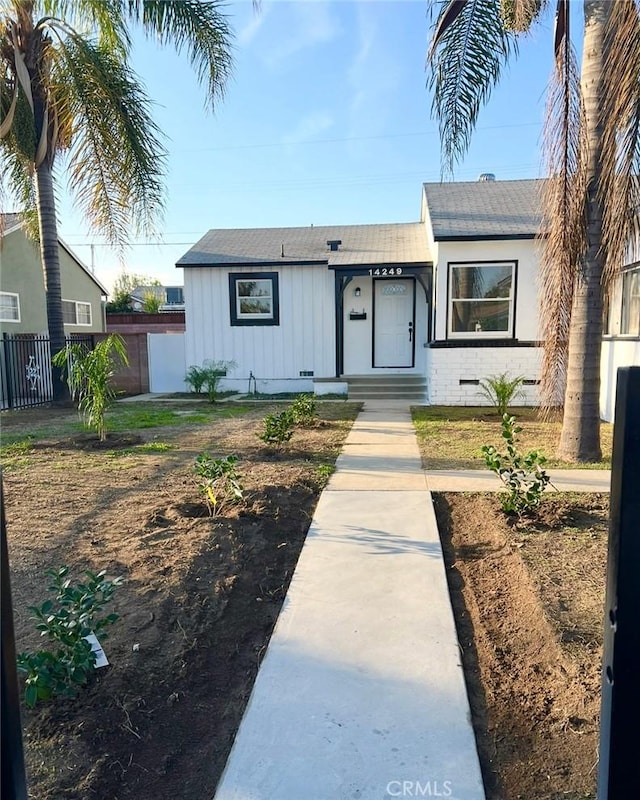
[{"xmin": 408, "ymin": 321, "xmax": 413, "ymax": 342}]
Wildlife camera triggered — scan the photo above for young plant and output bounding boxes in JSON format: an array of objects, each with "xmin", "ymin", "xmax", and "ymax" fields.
[
  {"xmin": 203, "ymin": 360, "xmax": 237, "ymax": 403},
  {"xmin": 258, "ymin": 409, "xmax": 295, "ymax": 446},
  {"xmin": 481, "ymin": 414, "xmax": 551, "ymax": 516},
  {"xmin": 17, "ymin": 566, "xmax": 122, "ymax": 707},
  {"xmin": 194, "ymin": 453, "xmax": 244, "ymax": 516},
  {"xmin": 53, "ymin": 334, "xmax": 128, "ymax": 441},
  {"xmin": 185, "ymin": 364, "xmax": 208, "ymax": 394},
  {"xmin": 291, "ymin": 394, "xmax": 317, "ymax": 426},
  {"xmin": 478, "ymin": 373, "xmax": 525, "ymax": 416}
]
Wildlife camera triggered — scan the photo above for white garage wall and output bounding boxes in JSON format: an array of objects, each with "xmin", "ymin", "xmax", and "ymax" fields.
[{"xmin": 184, "ymin": 264, "xmax": 335, "ymax": 393}]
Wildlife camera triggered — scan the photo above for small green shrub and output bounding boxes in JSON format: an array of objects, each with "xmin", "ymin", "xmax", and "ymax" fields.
[
  {"xmin": 478, "ymin": 373, "xmax": 525, "ymax": 416},
  {"xmin": 481, "ymin": 413, "xmax": 551, "ymax": 516},
  {"xmin": 315, "ymin": 463, "xmax": 334, "ymax": 487},
  {"xmin": 185, "ymin": 365, "xmax": 209, "ymax": 394},
  {"xmin": 185, "ymin": 360, "xmax": 237, "ymax": 402},
  {"xmin": 258, "ymin": 409, "xmax": 295, "ymax": 446},
  {"xmin": 194, "ymin": 453, "xmax": 244, "ymax": 516},
  {"xmin": 17, "ymin": 566, "xmax": 122, "ymax": 707},
  {"xmin": 291, "ymin": 394, "xmax": 317, "ymax": 426}
]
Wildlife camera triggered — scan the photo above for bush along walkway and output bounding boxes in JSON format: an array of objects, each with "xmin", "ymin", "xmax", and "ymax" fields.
[{"xmin": 215, "ymin": 400, "xmax": 485, "ymax": 800}]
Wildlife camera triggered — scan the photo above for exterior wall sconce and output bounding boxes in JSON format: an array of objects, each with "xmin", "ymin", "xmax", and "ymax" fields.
[{"xmin": 354, "ymin": 287, "xmax": 361, "ymax": 297}]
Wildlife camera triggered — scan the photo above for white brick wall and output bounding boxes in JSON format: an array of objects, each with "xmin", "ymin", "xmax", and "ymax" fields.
[{"xmin": 426, "ymin": 347, "xmax": 542, "ymax": 406}]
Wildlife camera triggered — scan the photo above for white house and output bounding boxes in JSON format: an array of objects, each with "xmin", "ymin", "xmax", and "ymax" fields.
[{"xmin": 175, "ymin": 178, "xmax": 639, "ymax": 417}]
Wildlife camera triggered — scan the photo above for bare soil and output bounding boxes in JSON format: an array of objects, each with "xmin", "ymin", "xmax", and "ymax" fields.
[
  {"xmin": 433, "ymin": 493, "xmax": 608, "ymax": 800},
  {"xmin": 2, "ymin": 402, "xmax": 358, "ymax": 800}
]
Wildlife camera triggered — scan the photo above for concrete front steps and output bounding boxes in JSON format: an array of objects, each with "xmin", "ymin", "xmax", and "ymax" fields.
[{"xmin": 344, "ymin": 374, "xmax": 427, "ymax": 401}]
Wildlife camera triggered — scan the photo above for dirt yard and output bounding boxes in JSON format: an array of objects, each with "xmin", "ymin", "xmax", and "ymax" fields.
[
  {"xmin": 434, "ymin": 492, "xmax": 608, "ymax": 800},
  {"xmin": 2, "ymin": 401, "xmax": 359, "ymax": 800}
]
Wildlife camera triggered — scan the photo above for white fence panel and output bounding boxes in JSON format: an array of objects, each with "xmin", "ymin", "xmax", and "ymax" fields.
[{"xmin": 148, "ymin": 333, "xmax": 187, "ymax": 393}]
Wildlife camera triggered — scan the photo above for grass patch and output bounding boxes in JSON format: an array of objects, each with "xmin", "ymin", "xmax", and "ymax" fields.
[
  {"xmin": 107, "ymin": 442, "xmax": 176, "ymax": 458},
  {"xmin": 106, "ymin": 402, "xmax": 250, "ymax": 431},
  {"xmin": 0, "ymin": 436, "xmax": 35, "ymax": 470},
  {"xmin": 412, "ymin": 406, "xmax": 612, "ymax": 470}
]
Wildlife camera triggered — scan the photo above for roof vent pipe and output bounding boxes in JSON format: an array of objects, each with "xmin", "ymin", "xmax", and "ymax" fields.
[{"xmin": 478, "ymin": 173, "xmax": 496, "ymax": 182}]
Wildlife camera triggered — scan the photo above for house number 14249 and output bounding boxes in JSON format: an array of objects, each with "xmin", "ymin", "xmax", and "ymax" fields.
[{"xmin": 369, "ymin": 267, "xmax": 402, "ymax": 276}]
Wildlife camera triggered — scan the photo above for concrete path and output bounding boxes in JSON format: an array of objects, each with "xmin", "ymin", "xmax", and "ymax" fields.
[
  {"xmin": 215, "ymin": 401, "xmax": 485, "ymax": 800},
  {"xmin": 425, "ymin": 468, "xmax": 611, "ymax": 493}
]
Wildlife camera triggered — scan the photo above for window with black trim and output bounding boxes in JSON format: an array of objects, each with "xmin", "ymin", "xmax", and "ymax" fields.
[
  {"xmin": 621, "ymin": 266, "xmax": 640, "ymax": 336},
  {"xmin": 229, "ymin": 272, "xmax": 279, "ymax": 326},
  {"xmin": 448, "ymin": 262, "xmax": 515, "ymax": 338},
  {"xmin": 0, "ymin": 291, "xmax": 20, "ymax": 322}
]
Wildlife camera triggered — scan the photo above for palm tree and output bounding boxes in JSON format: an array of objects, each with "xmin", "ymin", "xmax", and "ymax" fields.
[
  {"xmin": 0, "ymin": 0, "xmax": 233, "ymax": 401},
  {"xmin": 427, "ymin": 0, "xmax": 640, "ymax": 461}
]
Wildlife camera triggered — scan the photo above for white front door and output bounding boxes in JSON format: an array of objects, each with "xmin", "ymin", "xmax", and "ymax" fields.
[{"xmin": 373, "ymin": 279, "xmax": 415, "ymax": 367}]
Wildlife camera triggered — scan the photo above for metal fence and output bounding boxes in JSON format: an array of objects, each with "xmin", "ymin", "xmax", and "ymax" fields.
[{"xmin": 0, "ymin": 334, "xmax": 94, "ymax": 411}]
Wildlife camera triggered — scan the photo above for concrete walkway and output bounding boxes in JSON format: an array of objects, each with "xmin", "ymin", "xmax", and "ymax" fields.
[{"xmin": 215, "ymin": 401, "xmax": 485, "ymax": 800}]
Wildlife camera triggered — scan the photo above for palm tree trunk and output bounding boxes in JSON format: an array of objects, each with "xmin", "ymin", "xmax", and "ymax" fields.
[
  {"xmin": 34, "ymin": 160, "xmax": 69, "ymax": 404},
  {"xmin": 557, "ymin": 0, "xmax": 607, "ymax": 462}
]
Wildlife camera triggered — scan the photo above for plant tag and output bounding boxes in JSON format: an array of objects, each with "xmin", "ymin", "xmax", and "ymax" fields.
[{"xmin": 84, "ymin": 632, "xmax": 109, "ymax": 668}]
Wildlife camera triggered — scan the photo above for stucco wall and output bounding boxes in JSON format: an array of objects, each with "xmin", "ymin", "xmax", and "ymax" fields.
[
  {"xmin": 432, "ymin": 239, "xmax": 540, "ymax": 342},
  {"xmin": 0, "ymin": 227, "xmax": 105, "ymax": 335},
  {"xmin": 342, "ymin": 276, "xmax": 429, "ymax": 375},
  {"xmin": 600, "ymin": 338, "xmax": 640, "ymax": 422}
]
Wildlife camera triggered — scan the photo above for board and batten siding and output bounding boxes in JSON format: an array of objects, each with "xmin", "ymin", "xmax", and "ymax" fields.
[{"xmin": 184, "ymin": 264, "xmax": 335, "ymax": 391}]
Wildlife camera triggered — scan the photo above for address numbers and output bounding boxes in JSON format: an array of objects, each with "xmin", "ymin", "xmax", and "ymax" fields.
[{"xmin": 368, "ymin": 267, "xmax": 403, "ymax": 276}]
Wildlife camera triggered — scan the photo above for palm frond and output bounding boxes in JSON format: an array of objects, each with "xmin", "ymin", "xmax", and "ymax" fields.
[
  {"xmin": 428, "ymin": 0, "xmax": 519, "ymax": 175},
  {"xmin": 538, "ymin": 4, "xmax": 587, "ymax": 414},
  {"xmin": 50, "ymin": 31, "xmax": 166, "ymax": 249},
  {"xmin": 0, "ymin": 147, "xmax": 38, "ymax": 230},
  {"xmin": 128, "ymin": 0, "xmax": 233, "ymax": 110},
  {"xmin": 42, "ymin": 1, "xmax": 131, "ymax": 53},
  {"xmin": 600, "ymin": 0, "xmax": 640, "ymax": 286}
]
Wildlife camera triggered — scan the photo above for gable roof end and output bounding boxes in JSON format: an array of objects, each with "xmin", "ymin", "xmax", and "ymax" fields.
[{"xmin": 422, "ymin": 178, "xmax": 544, "ymax": 241}]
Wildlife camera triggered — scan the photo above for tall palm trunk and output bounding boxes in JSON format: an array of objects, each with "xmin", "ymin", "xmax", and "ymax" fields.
[
  {"xmin": 26, "ymin": 19, "xmax": 69, "ymax": 405},
  {"xmin": 557, "ymin": 0, "xmax": 607, "ymax": 461},
  {"xmin": 35, "ymin": 158, "xmax": 68, "ymax": 403}
]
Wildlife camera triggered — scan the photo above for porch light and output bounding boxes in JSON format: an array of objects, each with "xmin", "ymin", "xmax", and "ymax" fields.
[{"xmin": 354, "ymin": 287, "xmax": 361, "ymax": 297}]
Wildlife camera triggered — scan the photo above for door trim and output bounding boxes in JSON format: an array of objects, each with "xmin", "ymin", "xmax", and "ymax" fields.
[{"xmin": 372, "ymin": 277, "xmax": 416, "ymax": 368}]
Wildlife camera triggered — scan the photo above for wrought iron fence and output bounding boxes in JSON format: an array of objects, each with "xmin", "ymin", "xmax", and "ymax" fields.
[{"xmin": 0, "ymin": 334, "xmax": 94, "ymax": 411}]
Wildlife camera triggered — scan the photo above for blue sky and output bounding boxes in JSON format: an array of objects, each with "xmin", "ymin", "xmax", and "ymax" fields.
[{"xmin": 56, "ymin": 0, "xmax": 560, "ymax": 293}]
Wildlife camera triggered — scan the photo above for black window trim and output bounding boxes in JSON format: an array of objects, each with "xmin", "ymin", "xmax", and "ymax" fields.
[
  {"xmin": 229, "ymin": 271, "xmax": 280, "ymax": 327},
  {"xmin": 446, "ymin": 259, "xmax": 518, "ymax": 340}
]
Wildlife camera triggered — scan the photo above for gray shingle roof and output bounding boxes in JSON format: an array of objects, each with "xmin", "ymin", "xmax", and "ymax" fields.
[
  {"xmin": 177, "ymin": 223, "xmax": 429, "ymax": 268},
  {"xmin": 423, "ymin": 178, "xmax": 544, "ymax": 240}
]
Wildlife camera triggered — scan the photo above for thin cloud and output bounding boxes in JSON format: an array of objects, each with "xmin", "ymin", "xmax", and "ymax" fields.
[
  {"xmin": 283, "ymin": 111, "xmax": 335, "ymax": 145},
  {"xmin": 237, "ymin": 1, "xmax": 272, "ymax": 47},
  {"xmin": 263, "ymin": 1, "xmax": 343, "ymax": 68}
]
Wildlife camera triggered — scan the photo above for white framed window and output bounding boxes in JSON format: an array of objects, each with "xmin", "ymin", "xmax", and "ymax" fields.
[
  {"xmin": 62, "ymin": 299, "xmax": 92, "ymax": 326},
  {"xmin": 621, "ymin": 266, "xmax": 640, "ymax": 336},
  {"xmin": 448, "ymin": 261, "xmax": 515, "ymax": 338},
  {"xmin": 0, "ymin": 291, "xmax": 20, "ymax": 322},
  {"xmin": 229, "ymin": 272, "xmax": 279, "ymax": 326}
]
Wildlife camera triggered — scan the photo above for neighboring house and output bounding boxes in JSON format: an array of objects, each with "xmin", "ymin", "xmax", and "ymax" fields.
[
  {"xmin": 130, "ymin": 285, "xmax": 185, "ymax": 312},
  {"xmin": 175, "ymin": 178, "xmax": 638, "ymax": 416},
  {"xmin": 0, "ymin": 213, "xmax": 107, "ymax": 336},
  {"xmin": 601, "ymin": 236, "xmax": 640, "ymax": 420}
]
